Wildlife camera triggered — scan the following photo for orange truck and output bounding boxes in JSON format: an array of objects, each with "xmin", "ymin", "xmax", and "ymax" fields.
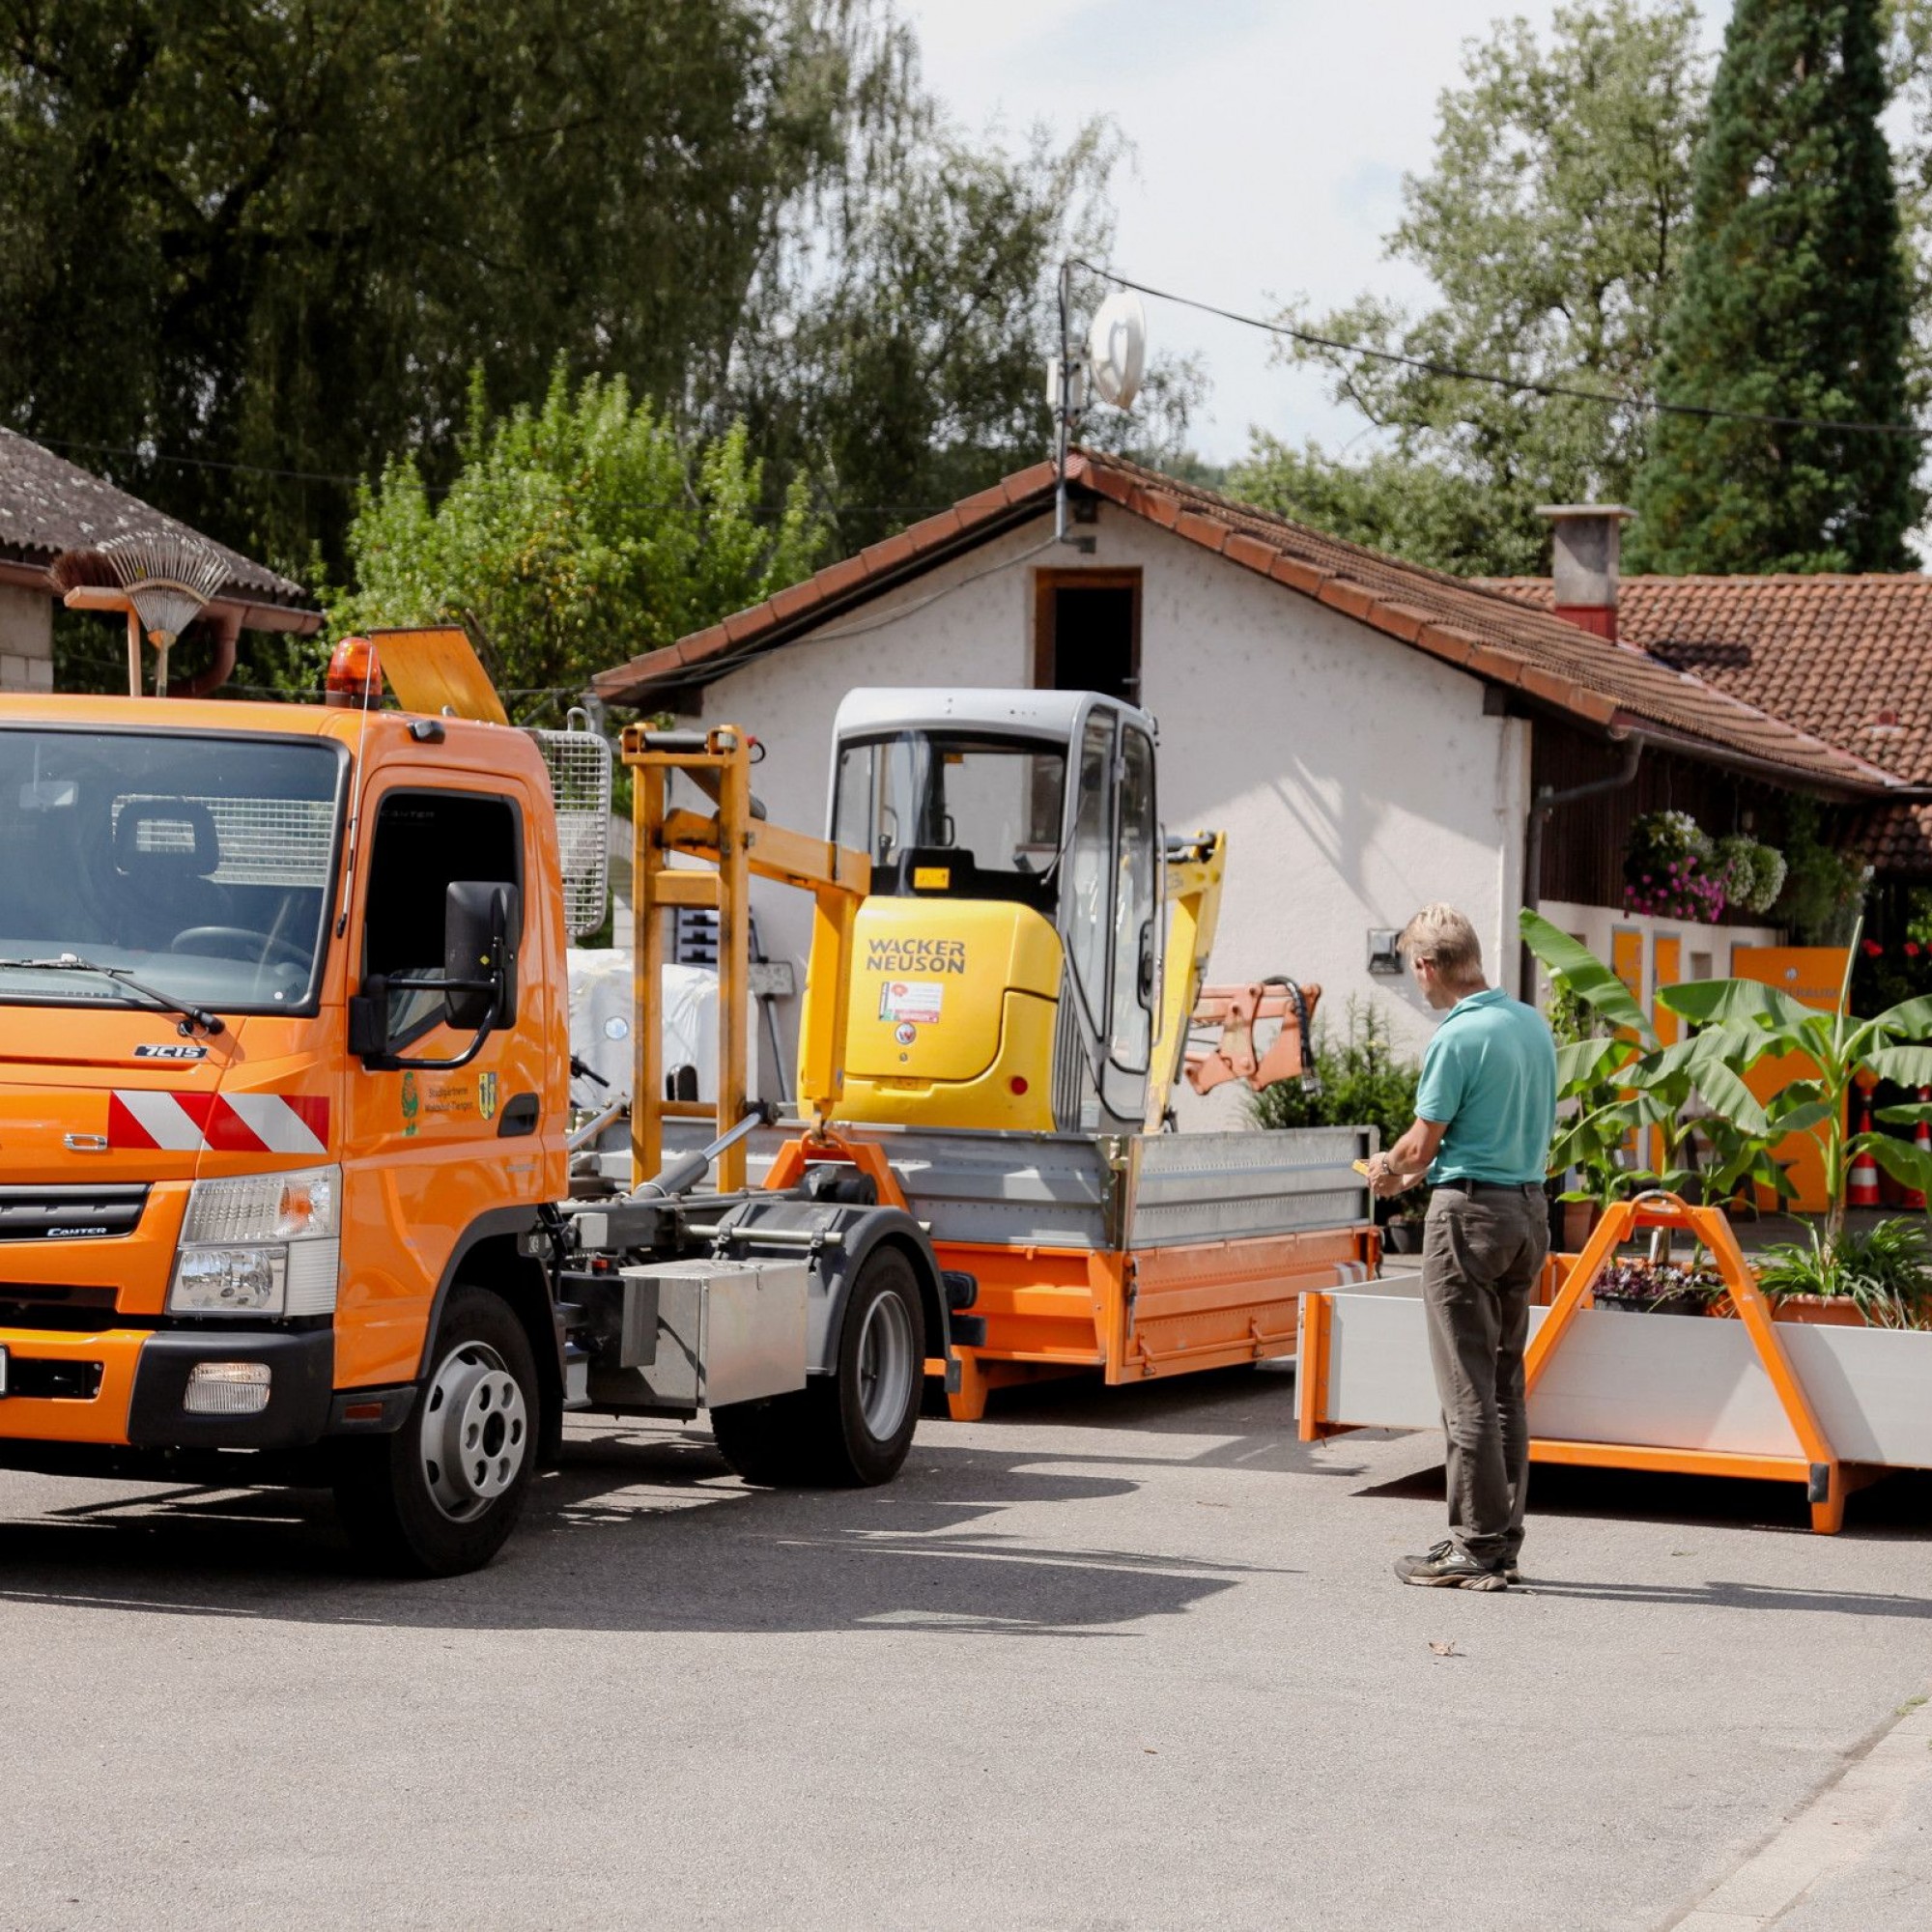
[{"xmin": 0, "ymin": 633, "xmax": 964, "ymax": 1575}]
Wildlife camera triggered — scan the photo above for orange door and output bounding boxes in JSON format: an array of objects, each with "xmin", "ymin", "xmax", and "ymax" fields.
[
  {"xmin": 1730, "ymin": 948, "xmax": 1851, "ymax": 1214},
  {"xmin": 335, "ymin": 772, "xmax": 559, "ymax": 1386}
]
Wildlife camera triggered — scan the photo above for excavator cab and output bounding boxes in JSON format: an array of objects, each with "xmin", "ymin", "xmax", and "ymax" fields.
[{"xmin": 824, "ymin": 689, "xmax": 1163, "ymax": 1133}]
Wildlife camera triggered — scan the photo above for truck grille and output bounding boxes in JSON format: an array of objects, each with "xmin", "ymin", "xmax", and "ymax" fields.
[{"xmin": 0, "ymin": 1185, "xmax": 149, "ymax": 1242}]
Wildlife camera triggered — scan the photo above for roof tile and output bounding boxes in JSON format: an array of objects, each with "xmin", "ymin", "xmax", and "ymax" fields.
[
  {"xmin": 595, "ymin": 447, "xmax": 1890, "ymax": 795},
  {"xmin": 0, "ymin": 426, "xmax": 311, "ymax": 613}
]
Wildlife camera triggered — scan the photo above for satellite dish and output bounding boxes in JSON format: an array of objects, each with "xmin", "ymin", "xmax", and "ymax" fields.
[{"xmin": 1087, "ymin": 290, "xmax": 1147, "ymax": 410}]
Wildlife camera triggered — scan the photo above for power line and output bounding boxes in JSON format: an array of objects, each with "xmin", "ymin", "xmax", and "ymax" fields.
[
  {"xmin": 1071, "ymin": 258, "xmax": 1929, "ymax": 442},
  {"xmin": 7, "ymin": 424, "xmax": 971, "ymax": 513}
]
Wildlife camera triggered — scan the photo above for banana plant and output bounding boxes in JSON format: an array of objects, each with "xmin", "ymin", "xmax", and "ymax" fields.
[
  {"xmin": 1523, "ymin": 909, "xmax": 1813, "ymax": 1209},
  {"xmin": 1521, "ymin": 911, "xmax": 1684, "ymax": 1205},
  {"xmin": 1657, "ymin": 919, "xmax": 1932, "ymax": 1242}
]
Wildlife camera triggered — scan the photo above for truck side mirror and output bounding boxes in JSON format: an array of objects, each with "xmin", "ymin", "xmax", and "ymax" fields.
[{"xmin": 444, "ymin": 881, "xmax": 519, "ymax": 1031}]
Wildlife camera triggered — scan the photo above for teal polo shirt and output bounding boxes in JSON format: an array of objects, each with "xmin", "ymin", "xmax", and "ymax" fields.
[{"xmin": 1414, "ymin": 987, "xmax": 1558, "ymax": 1185}]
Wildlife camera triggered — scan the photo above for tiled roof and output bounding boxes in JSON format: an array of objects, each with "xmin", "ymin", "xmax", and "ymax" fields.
[
  {"xmin": 595, "ymin": 452, "xmax": 1893, "ymax": 797},
  {"xmin": 1480, "ymin": 574, "xmax": 1932, "ymax": 866},
  {"xmin": 0, "ymin": 427, "xmax": 313, "ymax": 614}
]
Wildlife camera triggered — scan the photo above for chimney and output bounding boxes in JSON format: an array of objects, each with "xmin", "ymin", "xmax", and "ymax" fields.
[{"xmin": 1536, "ymin": 504, "xmax": 1634, "ymax": 644}]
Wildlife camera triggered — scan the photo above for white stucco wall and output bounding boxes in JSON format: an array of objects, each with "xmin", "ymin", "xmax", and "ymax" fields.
[{"xmin": 673, "ymin": 504, "xmax": 1533, "ymax": 1116}]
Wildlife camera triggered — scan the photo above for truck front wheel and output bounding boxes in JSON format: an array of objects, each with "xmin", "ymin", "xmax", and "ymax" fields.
[
  {"xmin": 711, "ymin": 1245, "xmax": 925, "ymax": 1489},
  {"xmin": 333, "ymin": 1288, "xmax": 540, "ymax": 1577}
]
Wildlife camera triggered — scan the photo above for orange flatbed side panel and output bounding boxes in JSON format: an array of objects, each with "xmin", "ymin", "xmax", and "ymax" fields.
[{"xmin": 935, "ymin": 1229, "xmax": 1375, "ymax": 1385}]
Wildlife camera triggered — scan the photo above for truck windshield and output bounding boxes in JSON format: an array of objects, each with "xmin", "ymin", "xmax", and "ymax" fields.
[
  {"xmin": 834, "ymin": 730, "xmax": 1066, "ymax": 907},
  {"xmin": 0, "ymin": 728, "xmax": 344, "ymax": 1017}
]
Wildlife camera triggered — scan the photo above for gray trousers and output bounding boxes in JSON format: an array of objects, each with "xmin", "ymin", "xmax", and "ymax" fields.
[{"xmin": 1420, "ymin": 1184, "xmax": 1548, "ymax": 1566}]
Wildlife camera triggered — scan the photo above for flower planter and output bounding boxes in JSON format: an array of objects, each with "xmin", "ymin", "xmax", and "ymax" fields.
[
  {"xmin": 1594, "ymin": 1291, "xmax": 1713, "ymax": 1317},
  {"xmin": 1769, "ymin": 1295, "xmax": 1872, "ymax": 1328},
  {"xmin": 1383, "ymin": 1221, "xmax": 1422, "ymax": 1255},
  {"xmin": 1708, "ymin": 1293, "xmax": 1878, "ymax": 1327}
]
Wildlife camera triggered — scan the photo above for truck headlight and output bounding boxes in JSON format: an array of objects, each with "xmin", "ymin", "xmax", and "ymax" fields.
[{"xmin": 170, "ymin": 1166, "xmax": 341, "ymax": 1318}]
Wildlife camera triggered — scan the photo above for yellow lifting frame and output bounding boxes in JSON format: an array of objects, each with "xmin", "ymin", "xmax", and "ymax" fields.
[{"xmin": 622, "ymin": 724, "xmax": 870, "ymax": 1192}]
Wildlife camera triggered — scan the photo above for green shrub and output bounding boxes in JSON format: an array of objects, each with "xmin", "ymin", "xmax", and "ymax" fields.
[{"xmin": 1251, "ymin": 1000, "xmax": 1421, "ymax": 1218}]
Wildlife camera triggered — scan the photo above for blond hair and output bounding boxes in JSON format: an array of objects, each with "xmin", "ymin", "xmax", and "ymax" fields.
[{"xmin": 1398, "ymin": 903, "xmax": 1485, "ymax": 987}]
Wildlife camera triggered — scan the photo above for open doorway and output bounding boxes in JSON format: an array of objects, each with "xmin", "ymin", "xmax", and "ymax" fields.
[{"xmin": 1033, "ymin": 568, "xmax": 1142, "ymax": 704}]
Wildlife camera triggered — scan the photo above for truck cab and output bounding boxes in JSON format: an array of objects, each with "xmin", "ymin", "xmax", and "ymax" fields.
[
  {"xmin": 0, "ymin": 676, "xmax": 953, "ymax": 1575},
  {"xmin": 827, "ymin": 688, "xmax": 1161, "ymax": 1134},
  {"xmin": 0, "ymin": 696, "xmax": 570, "ymax": 1553}
]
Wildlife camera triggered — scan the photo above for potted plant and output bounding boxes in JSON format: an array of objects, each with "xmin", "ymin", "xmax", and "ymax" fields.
[
  {"xmin": 1723, "ymin": 1219, "xmax": 1932, "ymax": 1329},
  {"xmin": 1591, "ymin": 1253, "xmax": 1726, "ymax": 1315},
  {"xmin": 1624, "ymin": 810, "xmax": 1726, "ymax": 923}
]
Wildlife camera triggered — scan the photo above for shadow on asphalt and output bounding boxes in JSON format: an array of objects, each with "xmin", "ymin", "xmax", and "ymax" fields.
[
  {"xmin": 0, "ymin": 1426, "xmax": 1293, "ymax": 1634},
  {"xmin": 948, "ymin": 1360, "xmax": 1373, "ymax": 1476},
  {"xmin": 1356, "ymin": 1460, "xmax": 1932, "ymax": 1548}
]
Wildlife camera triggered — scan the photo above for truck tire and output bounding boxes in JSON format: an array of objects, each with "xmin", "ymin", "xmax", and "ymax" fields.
[
  {"xmin": 332, "ymin": 1288, "xmax": 540, "ymax": 1577},
  {"xmin": 711, "ymin": 1245, "xmax": 925, "ymax": 1489}
]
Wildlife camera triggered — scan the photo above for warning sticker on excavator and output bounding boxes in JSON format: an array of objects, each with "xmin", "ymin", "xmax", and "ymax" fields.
[{"xmin": 879, "ymin": 980, "xmax": 943, "ymax": 1026}]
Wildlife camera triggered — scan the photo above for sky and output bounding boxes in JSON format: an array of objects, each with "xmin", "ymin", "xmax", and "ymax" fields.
[{"xmin": 896, "ymin": 0, "xmax": 1732, "ymax": 467}]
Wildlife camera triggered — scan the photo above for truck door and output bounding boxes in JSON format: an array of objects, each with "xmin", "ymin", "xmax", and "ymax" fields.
[{"xmin": 337, "ymin": 779, "xmax": 547, "ymax": 1387}]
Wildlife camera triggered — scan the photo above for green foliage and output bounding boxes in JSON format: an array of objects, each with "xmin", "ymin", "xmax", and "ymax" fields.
[
  {"xmin": 1524, "ymin": 906, "xmax": 1932, "ymax": 1240},
  {"xmin": 1249, "ymin": 1001, "xmax": 1422, "ymax": 1219},
  {"xmin": 327, "ymin": 367, "xmax": 822, "ymax": 709},
  {"xmin": 1752, "ymin": 1217, "xmax": 1931, "ymax": 1324},
  {"xmin": 1, "ymin": 1, "xmax": 1189, "ymax": 630},
  {"xmin": 1771, "ymin": 799, "xmax": 1870, "ymax": 944},
  {"xmin": 1238, "ymin": 2, "xmax": 1710, "ymax": 575},
  {"xmin": 1225, "ymin": 439, "xmax": 1544, "ymax": 579},
  {"xmin": 0, "ymin": 0, "xmax": 848, "ymax": 574},
  {"xmin": 738, "ymin": 113, "xmax": 1202, "ymax": 558},
  {"xmin": 1630, "ymin": 0, "xmax": 1924, "ymax": 572}
]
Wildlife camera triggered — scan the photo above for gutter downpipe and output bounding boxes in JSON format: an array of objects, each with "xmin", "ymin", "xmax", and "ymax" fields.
[{"xmin": 1520, "ymin": 734, "xmax": 1645, "ymax": 992}]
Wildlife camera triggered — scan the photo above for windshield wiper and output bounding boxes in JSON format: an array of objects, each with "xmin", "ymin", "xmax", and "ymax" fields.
[{"xmin": 0, "ymin": 955, "xmax": 225, "ymax": 1037}]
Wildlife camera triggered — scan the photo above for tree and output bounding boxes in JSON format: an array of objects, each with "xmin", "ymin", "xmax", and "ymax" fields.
[
  {"xmin": 1236, "ymin": 2, "xmax": 1710, "ymax": 575},
  {"xmin": 729, "ymin": 30, "xmax": 1200, "ymax": 555},
  {"xmin": 0, "ymin": 1, "xmax": 857, "ymax": 576},
  {"xmin": 2, "ymin": 2, "xmax": 1189, "ymax": 610},
  {"xmin": 327, "ymin": 367, "xmax": 821, "ymax": 714},
  {"xmin": 1630, "ymin": 0, "xmax": 1922, "ymax": 573}
]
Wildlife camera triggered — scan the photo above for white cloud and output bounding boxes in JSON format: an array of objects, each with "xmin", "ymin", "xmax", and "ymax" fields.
[{"xmin": 895, "ymin": 0, "xmax": 1732, "ymax": 465}]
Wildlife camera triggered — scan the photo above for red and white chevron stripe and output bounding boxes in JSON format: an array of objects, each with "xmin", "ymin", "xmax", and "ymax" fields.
[{"xmin": 108, "ymin": 1092, "xmax": 329, "ymax": 1156}]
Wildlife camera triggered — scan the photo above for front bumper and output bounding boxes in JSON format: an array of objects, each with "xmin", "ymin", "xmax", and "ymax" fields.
[{"xmin": 0, "ymin": 1326, "xmax": 334, "ymax": 1451}]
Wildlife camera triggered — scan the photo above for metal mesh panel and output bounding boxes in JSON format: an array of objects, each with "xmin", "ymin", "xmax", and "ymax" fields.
[
  {"xmin": 112, "ymin": 795, "xmax": 334, "ymax": 886},
  {"xmin": 531, "ymin": 726, "xmax": 613, "ymax": 937}
]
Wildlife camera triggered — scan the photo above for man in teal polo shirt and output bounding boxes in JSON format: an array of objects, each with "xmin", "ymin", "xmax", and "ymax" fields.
[{"xmin": 1368, "ymin": 903, "xmax": 1556, "ymax": 1590}]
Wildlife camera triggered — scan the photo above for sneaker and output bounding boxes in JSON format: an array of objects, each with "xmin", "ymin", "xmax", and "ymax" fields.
[{"xmin": 1395, "ymin": 1538, "xmax": 1510, "ymax": 1590}]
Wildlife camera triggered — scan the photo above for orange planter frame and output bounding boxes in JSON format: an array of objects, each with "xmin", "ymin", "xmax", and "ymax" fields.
[
  {"xmin": 1299, "ymin": 1191, "xmax": 1869, "ymax": 1532},
  {"xmin": 1526, "ymin": 1192, "xmax": 1855, "ymax": 1531}
]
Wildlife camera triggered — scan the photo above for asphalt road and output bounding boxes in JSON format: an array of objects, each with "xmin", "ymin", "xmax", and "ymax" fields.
[{"xmin": 1, "ymin": 1364, "xmax": 1928, "ymax": 1931}]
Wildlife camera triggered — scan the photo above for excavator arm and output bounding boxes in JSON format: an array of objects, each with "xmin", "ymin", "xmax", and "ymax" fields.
[{"xmin": 1144, "ymin": 830, "xmax": 1227, "ymax": 1132}]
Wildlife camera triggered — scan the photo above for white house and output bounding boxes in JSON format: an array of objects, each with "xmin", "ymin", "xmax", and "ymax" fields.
[{"xmin": 594, "ymin": 452, "xmax": 1892, "ymax": 1117}]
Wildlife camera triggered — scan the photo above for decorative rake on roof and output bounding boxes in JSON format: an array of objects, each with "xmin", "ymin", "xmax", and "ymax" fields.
[{"xmin": 49, "ymin": 530, "xmax": 229, "ymax": 696}]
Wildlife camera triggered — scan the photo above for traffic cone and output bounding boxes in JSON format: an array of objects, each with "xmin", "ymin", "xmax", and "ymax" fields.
[
  {"xmin": 1906, "ymin": 1087, "xmax": 1932, "ymax": 1212},
  {"xmin": 1849, "ymin": 1095, "xmax": 1883, "ymax": 1209}
]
